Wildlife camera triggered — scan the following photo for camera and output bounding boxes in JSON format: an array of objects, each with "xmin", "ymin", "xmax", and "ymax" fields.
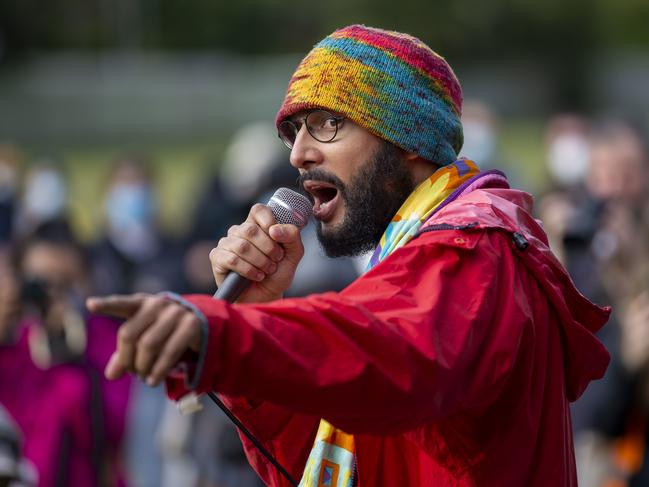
[{"xmin": 19, "ymin": 278, "xmax": 50, "ymax": 317}]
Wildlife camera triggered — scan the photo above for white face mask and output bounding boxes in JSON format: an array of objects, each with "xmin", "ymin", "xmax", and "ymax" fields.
[
  {"xmin": 546, "ymin": 134, "xmax": 590, "ymax": 187},
  {"xmin": 104, "ymin": 182, "xmax": 156, "ymax": 232},
  {"xmin": 460, "ymin": 120, "xmax": 497, "ymax": 167},
  {"xmin": 104, "ymin": 182, "xmax": 159, "ymax": 259},
  {"xmin": 23, "ymin": 168, "xmax": 67, "ymax": 220}
]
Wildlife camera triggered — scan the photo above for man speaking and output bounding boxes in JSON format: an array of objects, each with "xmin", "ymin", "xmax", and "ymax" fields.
[{"xmin": 88, "ymin": 25, "xmax": 611, "ymax": 486}]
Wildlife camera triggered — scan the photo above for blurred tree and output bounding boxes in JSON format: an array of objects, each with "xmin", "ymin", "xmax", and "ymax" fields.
[
  {"xmin": 0, "ymin": 0, "xmax": 647, "ymax": 109},
  {"xmin": 1, "ymin": 0, "xmax": 648, "ymax": 57}
]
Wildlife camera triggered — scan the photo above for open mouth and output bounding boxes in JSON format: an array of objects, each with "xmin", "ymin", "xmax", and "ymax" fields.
[{"xmin": 302, "ymin": 180, "xmax": 341, "ymax": 222}]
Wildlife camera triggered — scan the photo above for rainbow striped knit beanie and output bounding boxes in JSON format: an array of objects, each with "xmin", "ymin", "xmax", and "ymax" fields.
[{"xmin": 276, "ymin": 25, "xmax": 464, "ymax": 166}]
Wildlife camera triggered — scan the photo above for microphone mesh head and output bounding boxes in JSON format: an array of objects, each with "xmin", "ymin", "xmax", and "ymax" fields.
[{"xmin": 268, "ymin": 188, "xmax": 313, "ymax": 228}]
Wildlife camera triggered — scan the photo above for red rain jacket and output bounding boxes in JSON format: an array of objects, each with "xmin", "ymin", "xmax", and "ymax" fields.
[{"xmin": 168, "ymin": 182, "xmax": 610, "ymax": 486}]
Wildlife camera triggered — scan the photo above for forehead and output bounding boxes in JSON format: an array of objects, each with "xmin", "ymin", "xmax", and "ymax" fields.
[
  {"xmin": 591, "ymin": 135, "xmax": 646, "ymax": 168},
  {"xmin": 22, "ymin": 243, "xmax": 84, "ymax": 280}
]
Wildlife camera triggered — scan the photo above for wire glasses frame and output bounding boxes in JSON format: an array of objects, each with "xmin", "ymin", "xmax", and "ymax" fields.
[{"xmin": 277, "ymin": 109, "xmax": 346, "ymax": 149}]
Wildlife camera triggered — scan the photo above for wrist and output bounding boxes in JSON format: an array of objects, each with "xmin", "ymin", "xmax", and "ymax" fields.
[{"xmin": 158, "ymin": 292, "xmax": 209, "ymax": 389}]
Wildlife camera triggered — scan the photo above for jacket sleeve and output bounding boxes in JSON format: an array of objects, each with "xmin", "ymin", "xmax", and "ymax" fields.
[{"xmin": 182, "ymin": 229, "xmax": 529, "ymax": 435}]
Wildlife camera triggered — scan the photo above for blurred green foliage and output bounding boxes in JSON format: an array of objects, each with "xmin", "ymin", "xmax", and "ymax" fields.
[
  {"xmin": 2, "ymin": 0, "xmax": 648, "ymax": 57},
  {"xmin": 3, "ymin": 0, "xmax": 647, "ymax": 111}
]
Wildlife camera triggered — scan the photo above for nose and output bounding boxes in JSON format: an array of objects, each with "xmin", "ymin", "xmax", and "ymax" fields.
[{"xmin": 289, "ymin": 125, "xmax": 323, "ymax": 171}]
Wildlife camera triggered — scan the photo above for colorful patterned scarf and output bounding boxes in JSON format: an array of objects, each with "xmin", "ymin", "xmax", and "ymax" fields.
[{"xmin": 299, "ymin": 159, "xmax": 481, "ymax": 487}]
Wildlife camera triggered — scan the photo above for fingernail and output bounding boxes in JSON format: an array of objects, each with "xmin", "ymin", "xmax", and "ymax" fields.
[
  {"xmin": 255, "ymin": 271, "xmax": 265, "ymax": 281},
  {"xmin": 273, "ymin": 248, "xmax": 284, "ymax": 261},
  {"xmin": 146, "ymin": 376, "xmax": 156, "ymax": 386},
  {"xmin": 268, "ymin": 262, "xmax": 277, "ymax": 274}
]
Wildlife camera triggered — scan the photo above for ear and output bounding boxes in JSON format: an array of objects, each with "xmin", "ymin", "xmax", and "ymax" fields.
[
  {"xmin": 402, "ymin": 150, "xmax": 419, "ymax": 162},
  {"xmin": 401, "ymin": 150, "xmax": 440, "ymax": 185}
]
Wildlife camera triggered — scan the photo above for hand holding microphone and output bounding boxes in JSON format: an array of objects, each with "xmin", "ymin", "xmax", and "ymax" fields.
[
  {"xmin": 211, "ymin": 188, "xmax": 312, "ymax": 303},
  {"xmin": 87, "ymin": 188, "xmax": 310, "ymax": 486},
  {"xmin": 87, "ymin": 188, "xmax": 312, "ymax": 384}
]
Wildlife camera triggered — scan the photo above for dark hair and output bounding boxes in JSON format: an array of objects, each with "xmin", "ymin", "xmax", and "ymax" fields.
[{"xmin": 11, "ymin": 218, "xmax": 89, "ymax": 274}]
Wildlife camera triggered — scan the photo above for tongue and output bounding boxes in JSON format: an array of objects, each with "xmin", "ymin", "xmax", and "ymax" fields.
[{"xmin": 313, "ymin": 192, "xmax": 339, "ymax": 221}]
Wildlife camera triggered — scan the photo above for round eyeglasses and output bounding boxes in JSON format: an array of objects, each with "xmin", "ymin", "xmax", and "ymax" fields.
[{"xmin": 278, "ymin": 110, "xmax": 346, "ymax": 149}]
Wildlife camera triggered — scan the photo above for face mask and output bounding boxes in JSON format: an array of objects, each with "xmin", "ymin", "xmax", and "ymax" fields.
[
  {"xmin": 546, "ymin": 135, "xmax": 590, "ymax": 187},
  {"xmin": 104, "ymin": 182, "xmax": 156, "ymax": 232},
  {"xmin": 23, "ymin": 168, "xmax": 67, "ymax": 220},
  {"xmin": 460, "ymin": 120, "xmax": 496, "ymax": 168}
]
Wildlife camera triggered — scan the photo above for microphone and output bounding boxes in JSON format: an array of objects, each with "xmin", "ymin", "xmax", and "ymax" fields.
[
  {"xmin": 203, "ymin": 187, "xmax": 309, "ymax": 486},
  {"xmin": 213, "ymin": 187, "xmax": 312, "ymax": 302}
]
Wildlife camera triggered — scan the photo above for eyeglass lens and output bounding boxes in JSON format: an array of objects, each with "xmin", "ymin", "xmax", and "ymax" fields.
[{"xmin": 278, "ymin": 110, "xmax": 341, "ymax": 148}]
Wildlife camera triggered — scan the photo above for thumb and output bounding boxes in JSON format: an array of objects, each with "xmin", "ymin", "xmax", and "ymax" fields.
[
  {"xmin": 269, "ymin": 224, "xmax": 304, "ymax": 259},
  {"xmin": 86, "ymin": 294, "xmax": 146, "ymax": 319}
]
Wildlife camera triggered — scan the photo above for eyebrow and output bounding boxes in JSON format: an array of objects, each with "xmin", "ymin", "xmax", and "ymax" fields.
[
  {"xmin": 285, "ymin": 110, "xmax": 347, "ymax": 127},
  {"xmin": 287, "ymin": 112, "xmax": 309, "ymax": 123}
]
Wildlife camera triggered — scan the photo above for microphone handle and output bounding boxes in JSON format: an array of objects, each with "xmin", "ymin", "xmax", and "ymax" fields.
[
  {"xmin": 186, "ymin": 187, "xmax": 308, "ymax": 486},
  {"xmin": 205, "ymin": 269, "xmax": 299, "ymax": 485},
  {"xmin": 212, "ymin": 272, "xmax": 249, "ymax": 302}
]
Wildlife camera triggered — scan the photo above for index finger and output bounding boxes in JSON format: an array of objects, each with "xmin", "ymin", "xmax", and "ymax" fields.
[
  {"xmin": 247, "ymin": 203, "xmax": 278, "ymax": 232},
  {"xmin": 86, "ymin": 294, "xmax": 147, "ymax": 319}
]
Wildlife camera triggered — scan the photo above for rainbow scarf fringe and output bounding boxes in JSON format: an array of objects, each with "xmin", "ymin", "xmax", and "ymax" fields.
[
  {"xmin": 368, "ymin": 158, "xmax": 481, "ymax": 268},
  {"xmin": 299, "ymin": 159, "xmax": 481, "ymax": 487}
]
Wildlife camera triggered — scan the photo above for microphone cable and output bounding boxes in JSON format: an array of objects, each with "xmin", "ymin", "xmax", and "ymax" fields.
[{"xmin": 203, "ymin": 187, "xmax": 313, "ymax": 487}]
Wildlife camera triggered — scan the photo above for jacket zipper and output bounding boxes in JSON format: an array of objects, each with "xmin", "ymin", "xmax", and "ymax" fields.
[
  {"xmin": 418, "ymin": 221, "xmax": 529, "ymax": 251},
  {"xmin": 418, "ymin": 221, "xmax": 480, "ymax": 233}
]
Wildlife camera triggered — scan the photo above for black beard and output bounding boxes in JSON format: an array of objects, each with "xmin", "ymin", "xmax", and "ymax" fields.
[{"xmin": 299, "ymin": 142, "xmax": 415, "ymax": 258}]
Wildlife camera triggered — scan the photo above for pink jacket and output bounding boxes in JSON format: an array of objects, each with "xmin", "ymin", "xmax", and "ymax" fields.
[
  {"xmin": 0, "ymin": 316, "xmax": 131, "ymax": 487},
  {"xmin": 168, "ymin": 180, "xmax": 610, "ymax": 486}
]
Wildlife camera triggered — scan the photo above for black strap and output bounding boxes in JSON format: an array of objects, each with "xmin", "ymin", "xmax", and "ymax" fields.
[{"xmin": 206, "ymin": 392, "xmax": 298, "ymax": 486}]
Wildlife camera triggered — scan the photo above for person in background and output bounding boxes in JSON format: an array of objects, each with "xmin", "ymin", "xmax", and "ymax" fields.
[
  {"xmin": 582, "ymin": 121, "xmax": 649, "ymax": 487},
  {"xmin": 92, "ymin": 154, "xmax": 183, "ymax": 296},
  {"xmin": 91, "ymin": 154, "xmax": 188, "ymax": 487},
  {"xmin": 535, "ymin": 114, "xmax": 592, "ymax": 264},
  {"xmin": 545, "ymin": 114, "xmax": 592, "ymax": 191},
  {"xmin": 14, "ymin": 160, "xmax": 68, "ymax": 238},
  {"xmin": 179, "ymin": 124, "xmax": 267, "ymax": 296},
  {"xmin": 458, "ymin": 100, "xmax": 500, "ymax": 170},
  {"xmin": 459, "ymin": 100, "xmax": 528, "ymax": 197},
  {"xmin": 0, "ymin": 219, "xmax": 131, "ymax": 487},
  {"xmin": 539, "ymin": 119, "xmax": 649, "ymax": 487}
]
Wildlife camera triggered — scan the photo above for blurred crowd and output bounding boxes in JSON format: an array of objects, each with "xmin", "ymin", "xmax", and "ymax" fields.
[
  {"xmin": 0, "ymin": 125, "xmax": 360, "ymax": 487},
  {"xmin": 464, "ymin": 105, "xmax": 649, "ymax": 486},
  {"xmin": 535, "ymin": 116, "xmax": 649, "ymax": 487},
  {"xmin": 0, "ymin": 108, "xmax": 648, "ymax": 487}
]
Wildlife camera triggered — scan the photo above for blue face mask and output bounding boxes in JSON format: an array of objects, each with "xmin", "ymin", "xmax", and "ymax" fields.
[{"xmin": 104, "ymin": 183, "xmax": 156, "ymax": 232}]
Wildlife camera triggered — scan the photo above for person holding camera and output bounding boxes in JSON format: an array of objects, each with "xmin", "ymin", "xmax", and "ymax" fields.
[{"xmin": 0, "ymin": 219, "xmax": 131, "ymax": 487}]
